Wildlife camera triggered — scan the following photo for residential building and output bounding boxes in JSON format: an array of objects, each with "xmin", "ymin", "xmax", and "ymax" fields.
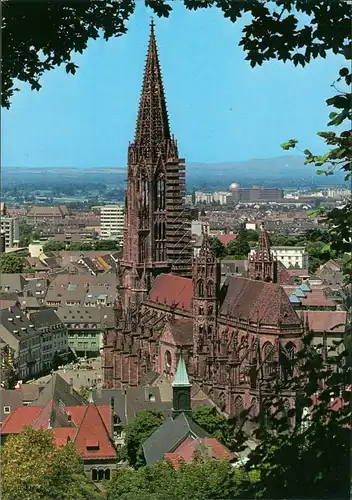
[
  {"xmin": 0, "ymin": 306, "xmax": 67, "ymax": 380},
  {"xmin": 29, "ymin": 309, "xmax": 69, "ymax": 368},
  {"xmin": 26, "ymin": 205, "xmax": 69, "ymax": 225},
  {"xmin": 0, "ymin": 306, "xmax": 43, "ymax": 380},
  {"xmin": 0, "ymin": 395, "xmax": 117, "ymax": 481},
  {"xmin": 0, "ymin": 216, "xmax": 20, "ymax": 249},
  {"xmin": 249, "ymin": 245, "xmax": 309, "ymax": 270},
  {"xmin": 56, "ymin": 307, "xmax": 112, "ymax": 357},
  {"xmin": 100, "ymin": 205, "xmax": 125, "ymax": 242},
  {"xmin": 232, "ymin": 187, "xmax": 284, "ymax": 203}
]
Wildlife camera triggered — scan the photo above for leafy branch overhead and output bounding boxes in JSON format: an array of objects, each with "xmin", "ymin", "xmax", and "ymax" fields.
[{"xmin": 2, "ymin": 1, "xmax": 351, "ymax": 108}]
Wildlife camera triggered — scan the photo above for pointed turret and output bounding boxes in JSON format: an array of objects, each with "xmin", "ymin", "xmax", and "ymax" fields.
[
  {"xmin": 198, "ymin": 225, "xmax": 215, "ymax": 262},
  {"xmin": 172, "ymin": 353, "xmax": 191, "ymax": 418},
  {"xmin": 248, "ymin": 223, "xmax": 278, "ymax": 282},
  {"xmin": 135, "ymin": 19, "xmax": 170, "ymax": 161},
  {"xmin": 256, "ymin": 223, "xmax": 272, "ymax": 261}
]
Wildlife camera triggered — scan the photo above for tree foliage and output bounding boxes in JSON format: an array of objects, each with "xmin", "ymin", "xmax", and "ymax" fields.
[
  {"xmin": 0, "ymin": 252, "xmax": 26, "ymax": 273},
  {"xmin": 1, "ymin": 426, "xmax": 103, "ymax": 499},
  {"xmin": 122, "ymin": 409, "xmax": 165, "ymax": 468},
  {"xmin": 237, "ymin": 332, "xmax": 351, "ymax": 500},
  {"xmin": 191, "ymin": 405, "xmax": 234, "ymax": 449},
  {"xmin": 211, "ymin": 237, "xmax": 227, "ymax": 259},
  {"xmin": 106, "ymin": 458, "xmax": 258, "ymax": 500}
]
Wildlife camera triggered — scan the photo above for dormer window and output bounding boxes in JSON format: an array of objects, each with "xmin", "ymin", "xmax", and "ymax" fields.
[{"xmin": 86, "ymin": 439, "xmax": 99, "ymax": 451}]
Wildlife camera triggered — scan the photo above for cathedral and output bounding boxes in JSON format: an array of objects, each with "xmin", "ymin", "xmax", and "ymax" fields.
[{"xmin": 102, "ymin": 21, "xmax": 304, "ymax": 417}]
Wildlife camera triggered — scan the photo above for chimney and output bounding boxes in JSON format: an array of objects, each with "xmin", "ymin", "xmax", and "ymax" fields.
[{"xmin": 0, "ymin": 232, "xmax": 5, "ymax": 254}]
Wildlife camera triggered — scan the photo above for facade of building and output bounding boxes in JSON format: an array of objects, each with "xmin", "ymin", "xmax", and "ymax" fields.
[
  {"xmin": 0, "ymin": 216, "xmax": 20, "ymax": 249},
  {"xmin": 102, "ymin": 23, "xmax": 304, "ymax": 419},
  {"xmin": 249, "ymin": 245, "xmax": 309, "ymax": 270},
  {"xmin": 100, "ymin": 205, "xmax": 125, "ymax": 242},
  {"xmin": 0, "ymin": 306, "xmax": 68, "ymax": 380},
  {"xmin": 232, "ymin": 187, "xmax": 284, "ymax": 203}
]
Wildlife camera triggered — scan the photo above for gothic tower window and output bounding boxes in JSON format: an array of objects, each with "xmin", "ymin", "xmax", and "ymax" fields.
[
  {"xmin": 207, "ymin": 281, "xmax": 214, "ymax": 297},
  {"xmin": 197, "ymin": 280, "xmax": 204, "ymax": 297}
]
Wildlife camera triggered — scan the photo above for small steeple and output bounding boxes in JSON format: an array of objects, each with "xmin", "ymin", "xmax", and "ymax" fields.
[
  {"xmin": 134, "ymin": 19, "xmax": 170, "ymax": 160},
  {"xmin": 172, "ymin": 352, "xmax": 191, "ymax": 418},
  {"xmin": 248, "ymin": 223, "xmax": 278, "ymax": 282},
  {"xmin": 173, "ymin": 353, "xmax": 191, "ymax": 387},
  {"xmin": 198, "ymin": 225, "xmax": 215, "ymax": 262},
  {"xmin": 88, "ymin": 387, "xmax": 94, "ymax": 404},
  {"xmin": 256, "ymin": 223, "xmax": 272, "ymax": 261}
]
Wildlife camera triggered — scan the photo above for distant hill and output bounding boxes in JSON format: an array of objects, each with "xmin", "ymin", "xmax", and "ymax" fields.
[
  {"xmin": 2, "ymin": 155, "xmax": 347, "ymax": 190},
  {"xmin": 187, "ymin": 155, "xmax": 347, "ymax": 189}
]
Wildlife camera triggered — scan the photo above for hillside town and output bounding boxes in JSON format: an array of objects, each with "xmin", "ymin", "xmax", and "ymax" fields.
[{"xmin": 1, "ymin": 5, "xmax": 350, "ymax": 500}]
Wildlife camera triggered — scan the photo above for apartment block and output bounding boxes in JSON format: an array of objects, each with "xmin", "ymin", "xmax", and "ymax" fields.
[{"xmin": 100, "ymin": 205, "xmax": 124, "ymax": 242}]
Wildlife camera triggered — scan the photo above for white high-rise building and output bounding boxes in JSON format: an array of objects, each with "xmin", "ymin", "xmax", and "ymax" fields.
[{"xmin": 100, "ymin": 205, "xmax": 125, "ymax": 243}]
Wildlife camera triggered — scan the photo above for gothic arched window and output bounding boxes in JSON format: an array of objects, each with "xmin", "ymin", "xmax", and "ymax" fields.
[
  {"xmin": 197, "ymin": 280, "xmax": 204, "ymax": 297},
  {"xmin": 207, "ymin": 281, "xmax": 214, "ymax": 297},
  {"xmin": 263, "ymin": 342, "xmax": 274, "ymax": 378}
]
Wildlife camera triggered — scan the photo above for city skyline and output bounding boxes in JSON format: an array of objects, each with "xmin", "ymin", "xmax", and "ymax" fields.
[{"xmin": 2, "ymin": 3, "xmax": 344, "ymax": 169}]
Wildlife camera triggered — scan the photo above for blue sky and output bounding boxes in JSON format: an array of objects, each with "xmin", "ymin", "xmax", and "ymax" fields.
[{"xmin": 2, "ymin": 3, "xmax": 343, "ymax": 169}]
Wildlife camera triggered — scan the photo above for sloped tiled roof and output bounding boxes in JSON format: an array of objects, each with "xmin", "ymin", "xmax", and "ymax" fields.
[
  {"xmin": 1, "ymin": 401, "xmax": 117, "ymax": 460},
  {"xmin": 165, "ymin": 437, "xmax": 236, "ymax": 467},
  {"xmin": 148, "ymin": 274, "xmax": 193, "ymax": 311},
  {"xmin": 298, "ymin": 310, "xmax": 347, "ymax": 333},
  {"xmin": 220, "ymin": 277, "xmax": 301, "ymax": 327},
  {"xmin": 31, "ymin": 373, "xmax": 87, "ymax": 407},
  {"xmin": 143, "ymin": 413, "xmax": 211, "ymax": 465}
]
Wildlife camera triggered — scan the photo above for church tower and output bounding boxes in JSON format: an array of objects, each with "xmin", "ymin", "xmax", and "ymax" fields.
[
  {"xmin": 192, "ymin": 227, "xmax": 221, "ymax": 378},
  {"xmin": 172, "ymin": 353, "xmax": 191, "ymax": 418},
  {"xmin": 248, "ymin": 223, "xmax": 278, "ymax": 282},
  {"xmin": 121, "ymin": 20, "xmax": 192, "ymax": 310}
]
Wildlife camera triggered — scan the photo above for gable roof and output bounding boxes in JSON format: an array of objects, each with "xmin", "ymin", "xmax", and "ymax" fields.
[
  {"xmin": 298, "ymin": 310, "xmax": 347, "ymax": 333},
  {"xmin": 142, "ymin": 413, "xmax": 211, "ymax": 465},
  {"xmin": 216, "ymin": 234, "xmax": 238, "ymax": 245},
  {"xmin": 31, "ymin": 373, "xmax": 87, "ymax": 407},
  {"xmin": 147, "ymin": 274, "xmax": 193, "ymax": 311},
  {"xmin": 219, "ymin": 276, "xmax": 301, "ymax": 328},
  {"xmin": 165, "ymin": 437, "xmax": 235, "ymax": 466},
  {"xmin": 0, "ymin": 401, "xmax": 117, "ymax": 460}
]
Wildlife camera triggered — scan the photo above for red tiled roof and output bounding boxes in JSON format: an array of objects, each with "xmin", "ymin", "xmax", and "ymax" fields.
[
  {"xmin": 148, "ymin": 274, "xmax": 193, "ymax": 311},
  {"xmin": 165, "ymin": 437, "xmax": 236, "ymax": 467},
  {"xmin": 216, "ymin": 234, "xmax": 238, "ymax": 245},
  {"xmin": 298, "ymin": 311, "xmax": 346, "ymax": 333},
  {"xmin": 0, "ymin": 403, "xmax": 116, "ymax": 460},
  {"xmin": 74, "ymin": 404, "xmax": 116, "ymax": 459},
  {"xmin": 1, "ymin": 407, "xmax": 42, "ymax": 434},
  {"xmin": 220, "ymin": 277, "xmax": 301, "ymax": 328}
]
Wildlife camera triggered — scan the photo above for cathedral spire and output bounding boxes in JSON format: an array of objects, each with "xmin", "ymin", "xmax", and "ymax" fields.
[
  {"xmin": 248, "ymin": 223, "xmax": 278, "ymax": 282},
  {"xmin": 135, "ymin": 19, "xmax": 170, "ymax": 159},
  {"xmin": 256, "ymin": 223, "xmax": 272, "ymax": 261}
]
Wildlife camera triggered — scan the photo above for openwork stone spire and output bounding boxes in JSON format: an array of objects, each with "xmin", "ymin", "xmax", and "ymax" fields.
[
  {"xmin": 248, "ymin": 223, "xmax": 278, "ymax": 282},
  {"xmin": 255, "ymin": 223, "xmax": 272, "ymax": 261},
  {"xmin": 135, "ymin": 19, "xmax": 170, "ymax": 160}
]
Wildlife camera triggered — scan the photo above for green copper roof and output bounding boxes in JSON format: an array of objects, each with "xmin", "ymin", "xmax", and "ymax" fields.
[
  {"xmin": 88, "ymin": 387, "xmax": 94, "ymax": 403},
  {"xmin": 172, "ymin": 355, "xmax": 191, "ymax": 387}
]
